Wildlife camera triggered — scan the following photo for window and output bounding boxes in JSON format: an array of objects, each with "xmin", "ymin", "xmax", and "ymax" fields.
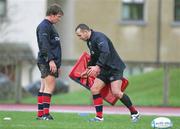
[
  {"xmin": 174, "ymin": 0, "xmax": 180, "ymax": 21},
  {"xmin": 122, "ymin": 0, "xmax": 144, "ymax": 21},
  {"xmin": 0, "ymin": 0, "xmax": 6, "ymax": 17}
]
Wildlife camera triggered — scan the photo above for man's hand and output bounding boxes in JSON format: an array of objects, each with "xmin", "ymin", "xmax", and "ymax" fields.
[
  {"xmin": 81, "ymin": 69, "xmax": 89, "ymax": 78},
  {"xmin": 87, "ymin": 65, "xmax": 100, "ymax": 77},
  {"xmin": 49, "ymin": 60, "xmax": 57, "ymax": 73}
]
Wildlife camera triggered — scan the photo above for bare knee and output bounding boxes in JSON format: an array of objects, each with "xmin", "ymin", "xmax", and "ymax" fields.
[
  {"xmin": 112, "ymin": 91, "xmax": 123, "ymax": 98},
  {"xmin": 90, "ymin": 86, "xmax": 101, "ymax": 95},
  {"xmin": 44, "ymin": 75, "xmax": 56, "ymax": 94},
  {"xmin": 39, "ymin": 79, "xmax": 45, "ymax": 92},
  {"xmin": 111, "ymin": 80, "xmax": 124, "ymax": 98},
  {"xmin": 90, "ymin": 78, "xmax": 105, "ymax": 95}
]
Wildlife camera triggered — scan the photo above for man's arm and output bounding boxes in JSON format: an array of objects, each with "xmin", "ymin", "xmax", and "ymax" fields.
[
  {"xmin": 96, "ymin": 36, "xmax": 110, "ymax": 67},
  {"xmin": 38, "ymin": 26, "xmax": 57, "ymax": 73},
  {"xmin": 38, "ymin": 26, "xmax": 54, "ymax": 62}
]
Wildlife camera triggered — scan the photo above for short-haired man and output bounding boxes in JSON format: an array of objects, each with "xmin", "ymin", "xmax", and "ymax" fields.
[
  {"xmin": 75, "ymin": 24, "xmax": 140, "ymax": 122},
  {"xmin": 36, "ymin": 4, "xmax": 63, "ymax": 120}
]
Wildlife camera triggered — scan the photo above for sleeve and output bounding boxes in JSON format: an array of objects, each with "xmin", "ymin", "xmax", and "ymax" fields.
[
  {"xmin": 38, "ymin": 26, "xmax": 54, "ymax": 62},
  {"xmin": 87, "ymin": 55, "xmax": 97, "ymax": 66},
  {"xmin": 96, "ymin": 36, "xmax": 110, "ymax": 67}
]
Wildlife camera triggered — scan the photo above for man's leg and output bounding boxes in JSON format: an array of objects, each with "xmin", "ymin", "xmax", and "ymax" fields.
[
  {"xmin": 90, "ymin": 78, "xmax": 105, "ymax": 121},
  {"xmin": 111, "ymin": 80, "xmax": 139, "ymax": 122},
  {"xmin": 42, "ymin": 75, "xmax": 56, "ymax": 120},
  {"xmin": 37, "ymin": 79, "xmax": 45, "ymax": 119}
]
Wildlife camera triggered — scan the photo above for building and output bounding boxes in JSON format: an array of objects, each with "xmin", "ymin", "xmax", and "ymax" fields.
[
  {"xmin": 0, "ymin": 0, "xmax": 180, "ymax": 93},
  {"xmin": 73, "ymin": 0, "xmax": 180, "ymax": 64}
]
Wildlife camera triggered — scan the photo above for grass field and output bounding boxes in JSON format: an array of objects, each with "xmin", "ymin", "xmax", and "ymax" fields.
[
  {"xmin": 0, "ymin": 68, "xmax": 180, "ymax": 129},
  {"xmin": 19, "ymin": 68, "xmax": 180, "ymax": 106},
  {"xmin": 0, "ymin": 111, "xmax": 180, "ymax": 129},
  {"xmin": 0, "ymin": 68, "xmax": 179, "ymax": 106}
]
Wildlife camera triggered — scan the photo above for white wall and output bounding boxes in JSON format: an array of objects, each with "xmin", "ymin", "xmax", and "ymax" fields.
[
  {"xmin": 0, "ymin": 0, "xmax": 47, "ymax": 87},
  {"xmin": 57, "ymin": 0, "xmax": 75, "ymax": 60},
  {"xmin": 0, "ymin": 0, "xmax": 77, "ymax": 89}
]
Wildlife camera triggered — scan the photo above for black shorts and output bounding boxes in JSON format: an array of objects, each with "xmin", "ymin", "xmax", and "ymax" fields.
[
  {"xmin": 37, "ymin": 63, "xmax": 59, "ymax": 78},
  {"xmin": 97, "ymin": 68, "xmax": 123, "ymax": 84}
]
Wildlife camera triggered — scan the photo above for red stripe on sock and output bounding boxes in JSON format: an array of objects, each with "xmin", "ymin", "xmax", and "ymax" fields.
[
  {"xmin": 93, "ymin": 97, "xmax": 103, "ymax": 106},
  {"xmin": 129, "ymin": 106, "xmax": 137, "ymax": 114},
  {"xmin": 37, "ymin": 95, "xmax": 43, "ymax": 117},
  {"xmin": 44, "ymin": 108, "xmax": 49, "ymax": 115},
  {"xmin": 97, "ymin": 111, "xmax": 103, "ymax": 118},
  {"xmin": 93, "ymin": 95, "xmax": 103, "ymax": 118},
  {"xmin": 38, "ymin": 96, "xmax": 43, "ymax": 104},
  {"xmin": 43, "ymin": 94, "xmax": 51, "ymax": 115},
  {"xmin": 38, "ymin": 110, "xmax": 43, "ymax": 117},
  {"xmin": 43, "ymin": 96, "xmax": 51, "ymax": 103}
]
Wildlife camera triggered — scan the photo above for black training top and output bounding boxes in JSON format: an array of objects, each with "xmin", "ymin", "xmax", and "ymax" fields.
[
  {"xmin": 87, "ymin": 30, "xmax": 126, "ymax": 71},
  {"xmin": 36, "ymin": 19, "xmax": 61, "ymax": 67}
]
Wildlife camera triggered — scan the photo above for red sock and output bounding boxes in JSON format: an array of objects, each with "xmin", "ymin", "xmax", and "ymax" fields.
[
  {"xmin": 129, "ymin": 106, "xmax": 138, "ymax": 114},
  {"xmin": 93, "ymin": 94, "xmax": 103, "ymax": 118},
  {"xmin": 37, "ymin": 92, "xmax": 43, "ymax": 117},
  {"xmin": 42, "ymin": 93, "xmax": 52, "ymax": 115}
]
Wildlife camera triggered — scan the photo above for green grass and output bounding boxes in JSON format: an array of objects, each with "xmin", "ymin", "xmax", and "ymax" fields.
[
  {"xmin": 1, "ymin": 68, "xmax": 180, "ymax": 106},
  {"xmin": 122, "ymin": 68, "xmax": 180, "ymax": 106},
  {"xmin": 0, "ymin": 111, "xmax": 179, "ymax": 129}
]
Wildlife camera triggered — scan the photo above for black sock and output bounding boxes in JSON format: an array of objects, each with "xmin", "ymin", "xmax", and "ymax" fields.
[
  {"xmin": 120, "ymin": 94, "xmax": 137, "ymax": 114},
  {"xmin": 120, "ymin": 94, "xmax": 132, "ymax": 108}
]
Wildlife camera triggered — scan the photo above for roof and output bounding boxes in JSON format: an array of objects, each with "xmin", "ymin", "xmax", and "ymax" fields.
[{"xmin": 0, "ymin": 43, "xmax": 35, "ymax": 65}]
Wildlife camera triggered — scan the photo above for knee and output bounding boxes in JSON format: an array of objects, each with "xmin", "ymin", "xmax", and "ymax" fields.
[
  {"xmin": 112, "ymin": 91, "xmax": 123, "ymax": 98},
  {"xmin": 90, "ymin": 86, "xmax": 101, "ymax": 94}
]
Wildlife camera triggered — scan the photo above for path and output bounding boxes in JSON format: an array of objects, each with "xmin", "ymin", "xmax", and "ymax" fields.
[{"xmin": 0, "ymin": 104, "xmax": 180, "ymax": 116}]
